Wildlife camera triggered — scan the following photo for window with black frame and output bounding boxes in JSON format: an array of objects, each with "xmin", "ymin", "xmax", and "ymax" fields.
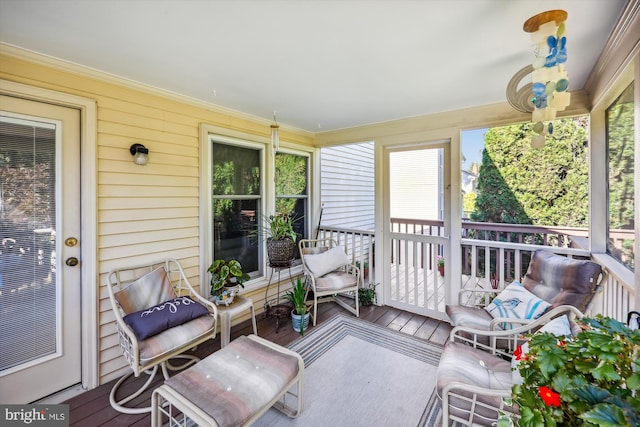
[
  {"xmin": 275, "ymin": 152, "xmax": 308, "ymax": 261},
  {"xmin": 212, "ymin": 142, "xmax": 261, "ymax": 275}
]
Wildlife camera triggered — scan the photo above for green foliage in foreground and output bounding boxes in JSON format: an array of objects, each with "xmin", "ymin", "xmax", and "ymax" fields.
[{"xmin": 502, "ymin": 315, "xmax": 640, "ymax": 427}]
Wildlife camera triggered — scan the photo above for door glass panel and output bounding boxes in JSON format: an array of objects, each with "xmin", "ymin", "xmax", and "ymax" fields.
[{"xmin": 0, "ymin": 116, "xmax": 57, "ymax": 373}]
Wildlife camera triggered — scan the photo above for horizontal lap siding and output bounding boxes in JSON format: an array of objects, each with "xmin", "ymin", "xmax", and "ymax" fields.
[
  {"xmin": 320, "ymin": 142, "xmax": 375, "ymax": 231},
  {"xmin": 0, "ymin": 54, "xmax": 314, "ymax": 385}
]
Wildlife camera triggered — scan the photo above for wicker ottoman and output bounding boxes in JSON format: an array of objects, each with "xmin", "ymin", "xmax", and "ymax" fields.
[{"xmin": 151, "ymin": 334, "xmax": 304, "ymax": 426}]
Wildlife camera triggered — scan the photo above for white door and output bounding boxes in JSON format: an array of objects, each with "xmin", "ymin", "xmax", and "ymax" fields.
[
  {"xmin": 384, "ymin": 143, "xmax": 450, "ymax": 319},
  {"xmin": 0, "ymin": 95, "xmax": 82, "ymax": 403}
]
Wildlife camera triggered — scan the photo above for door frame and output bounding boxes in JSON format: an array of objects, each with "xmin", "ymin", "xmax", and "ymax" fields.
[
  {"xmin": 374, "ymin": 129, "xmax": 463, "ymax": 310},
  {"xmin": 0, "ymin": 79, "xmax": 98, "ymax": 393}
]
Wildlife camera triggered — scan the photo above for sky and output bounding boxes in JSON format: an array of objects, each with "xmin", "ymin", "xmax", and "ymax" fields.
[{"xmin": 461, "ymin": 128, "xmax": 487, "ymax": 170}]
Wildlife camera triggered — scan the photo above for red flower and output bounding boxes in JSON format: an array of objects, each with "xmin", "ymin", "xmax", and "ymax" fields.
[
  {"xmin": 557, "ymin": 340, "xmax": 566, "ymax": 348},
  {"xmin": 538, "ymin": 386, "xmax": 561, "ymax": 407},
  {"xmin": 514, "ymin": 344, "xmax": 529, "ymax": 361}
]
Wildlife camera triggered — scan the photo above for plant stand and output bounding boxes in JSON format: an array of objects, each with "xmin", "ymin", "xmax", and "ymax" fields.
[{"xmin": 263, "ymin": 261, "xmax": 293, "ymax": 333}]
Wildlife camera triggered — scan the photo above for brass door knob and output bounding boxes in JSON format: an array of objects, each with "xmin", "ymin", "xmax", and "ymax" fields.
[{"xmin": 65, "ymin": 257, "xmax": 79, "ymax": 267}]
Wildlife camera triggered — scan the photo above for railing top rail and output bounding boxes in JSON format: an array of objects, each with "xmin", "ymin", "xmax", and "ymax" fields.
[
  {"xmin": 461, "ymin": 238, "xmax": 591, "ymax": 256},
  {"xmin": 462, "ymin": 221, "xmax": 590, "ymax": 236},
  {"xmin": 317, "ymin": 226, "xmax": 375, "ymax": 235},
  {"xmin": 390, "ymin": 218, "xmax": 443, "ymax": 226},
  {"xmin": 390, "ymin": 231, "xmax": 448, "ymax": 243}
]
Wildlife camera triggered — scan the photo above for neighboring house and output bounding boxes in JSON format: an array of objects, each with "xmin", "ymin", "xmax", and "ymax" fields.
[
  {"xmin": 320, "ymin": 142, "xmax": 375, "ymax": 232},
  {"xmin": 390, "ymin": 148, "xmax": 443, "ymax": 221},
  {"xmin": 461, "ymin": 169, "xmax": 478, "ymax": 196}
]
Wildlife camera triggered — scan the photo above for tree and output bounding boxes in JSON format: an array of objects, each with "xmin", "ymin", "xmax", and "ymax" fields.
[{"xmin": 471, "ymin": 118, "xmax": 589, "ymax": 227}]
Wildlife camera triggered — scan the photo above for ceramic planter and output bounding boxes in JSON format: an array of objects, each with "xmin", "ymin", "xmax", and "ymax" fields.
[{"xmin": 291, "ymin": 310, "xmax": 310, "ymax": 334}]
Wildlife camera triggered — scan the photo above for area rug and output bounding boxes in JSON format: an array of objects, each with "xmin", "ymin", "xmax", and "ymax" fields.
[{"xmin": 253, "ymin": 314, "xmax": 447, "ymax": 427}]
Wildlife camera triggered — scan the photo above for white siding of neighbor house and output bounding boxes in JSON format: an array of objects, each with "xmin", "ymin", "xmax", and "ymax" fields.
[
  {"xmin": 320, "ymin": 142, "xmax": 375, "ymax": 231},
  {"xmin": 390, "ymin": 149, "xmax": 441, "ymax": 220}
]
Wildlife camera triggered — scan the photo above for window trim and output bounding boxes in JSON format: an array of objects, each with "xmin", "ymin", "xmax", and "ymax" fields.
[
  {"xmin": 199, "ymin": 124, "xmax": 270, "ymax": 296},
  {"xmin": 199, "ymin": 125, "xmax": 314, "ymax": 296},
  {"xmin": 275, "ymin": 148, "xmax": 311, "ymax": 245}
]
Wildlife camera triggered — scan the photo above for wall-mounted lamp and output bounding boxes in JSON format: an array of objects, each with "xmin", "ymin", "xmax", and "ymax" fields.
[{"xmin": 129, "ymin": 143, "xmax": 149, "ymax": 165}]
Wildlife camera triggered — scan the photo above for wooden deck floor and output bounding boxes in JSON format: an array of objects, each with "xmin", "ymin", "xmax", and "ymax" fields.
[{"xmin": 65, "ymin": 302, "xmax": 452, "ymax": 426}]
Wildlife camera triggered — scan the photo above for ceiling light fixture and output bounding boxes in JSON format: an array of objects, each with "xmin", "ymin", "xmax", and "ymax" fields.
[
  {"xmin": 129, "ymin": 143, "xmax": 149, "ymax": 165},
  {"xmin": 270, "ymin": 111, "xmax": 279, "ymax": 153},
  {"xmin": 524, "ymin": 9, "xmax": 570, "ymax": 148}
]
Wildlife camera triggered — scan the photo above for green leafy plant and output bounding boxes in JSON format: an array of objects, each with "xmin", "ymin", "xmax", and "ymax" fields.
[
  {"xmin": 437, "ymin": 255, "xmax": 444, "ymax": 267},
  {"xmin": 255, "ymin": 213, "xmax": 299, "ymax": 241},
  {"xmin": 285, "ymin": 277, "xmax": 308, "ymax": 336},
  {"xmin": 358, "ymin": 282, "xmax": 378, "ymax": 306},
  {"xmin": 207, "ymin": 259, "xmax": 250, "ymax": 296},
  {"xmin": 285, "ymin": 277, "xmax": 307, "ymax": 316},
  {"xmin": 501, "ymin": 315, "xmax": 640, "ymax": 427}
]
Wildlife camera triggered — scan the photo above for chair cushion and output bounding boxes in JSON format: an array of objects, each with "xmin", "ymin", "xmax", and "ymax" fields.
[
  {"xmin": 301, "ymin": 246, "xmax": 329, "ymax": 255},
  {"xmin": 304, "ymin": 245, "xmax": 350, "ymax": 277},
  {"xmin": 314, "ymin": 270, "xmax": 357, "ymax": 292},
  {"xmin": 522, "ymin": 250, "xmax": 602, "ymax": 312},
  {"xmin": 437, "ymin": 341, "xmax": 513, "ymax": 425},
  {"xmin": 138, "ymin": 315, "xmax": 216, "ymax": 366},
  {"xmin": 123, "ymin": 296, "xmax": 210, "ymax": 340},
  {"xmin": 114, "ymin": 266, "xmax": 177, "ymax": 314},
  {"xmin": 164, "ymin": 335, "xmax": 301, "ymax": 426},
  {"xmin": 484, "ymin": 281, "xmax": 551, "ymax": 328},
  {"xmin": 446, "ymin": 304, "xmax": 495, "ymax": 330}
]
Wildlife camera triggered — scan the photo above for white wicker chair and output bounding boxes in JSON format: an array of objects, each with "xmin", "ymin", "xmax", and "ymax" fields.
[
  {"xmin": 437, "ymin": 305, "xmax": 584, "ymax": 426},
  {"xmin": 446, "ymin": 250, "xmax": 603, "ymax": 333},
  {"xmin": 106, "ymin": 258, "xmax": 217, "ymax": 414},
  {"xmin": 299, "ymin": 238, "xmax": 360, "ymax": 325}
]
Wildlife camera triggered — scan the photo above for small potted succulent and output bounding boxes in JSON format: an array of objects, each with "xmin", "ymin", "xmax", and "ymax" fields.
[{"xmin": 208, "ymin": 259, "xmax": 250, "ymax": 306}]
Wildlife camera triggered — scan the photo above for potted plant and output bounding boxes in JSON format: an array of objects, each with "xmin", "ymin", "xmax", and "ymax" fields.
[
  {"xmin": 499, "ymin": 315, "xmax": 640, "ymax": 427},
  {"xmin": 355, "ymin": 259, "xmax": 369, "ymax": 279},
  {"xmin": 437, "ymin": 255, "xmax": 445, "ymax": 276},
  {"xmin": 285, "ymin": 277, "xmax": 310, "ymax": 336},
  {"xmin": 358, "ymin": 282, "xmax": 378, "ymax": 306},
  {"xmin": 256, "ymin": 213, "xmax": 299, "ymax": 267},
  {"xmin": 207, "ymin": 259, "xmax": 250, "ymax": 306}
]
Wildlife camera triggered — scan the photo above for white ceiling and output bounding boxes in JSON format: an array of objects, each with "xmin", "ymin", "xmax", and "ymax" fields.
[{"xmin": 0, "ymin": 0, "xmax": 627, "ymax": 132}]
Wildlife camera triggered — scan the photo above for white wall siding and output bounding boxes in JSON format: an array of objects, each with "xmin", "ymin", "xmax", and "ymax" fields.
[{"xmin": 320, "ymin": 142, "xmax": 375, "ymax": 231}]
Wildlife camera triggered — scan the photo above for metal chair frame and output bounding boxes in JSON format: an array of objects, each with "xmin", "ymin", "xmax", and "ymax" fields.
[{"xmin": 106, "ymin": 258, "xmax": 218, "ymax": 414}]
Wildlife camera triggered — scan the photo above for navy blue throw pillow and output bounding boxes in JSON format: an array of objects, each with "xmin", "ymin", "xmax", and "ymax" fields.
[{"xmin": 123, "ymin": 296, "xmax": 210, "ymax": 340}]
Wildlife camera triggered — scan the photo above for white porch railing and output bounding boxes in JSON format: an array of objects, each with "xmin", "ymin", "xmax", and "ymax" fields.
[
  {"xmin": 318, "ymin": 220, "xmax": 636, "ymax": 323},
  {"xmin": 316, "ymin": 226, "xmax": 376, "ymax": 286},
  {"xmin": 459, "ymin": 239, "xmax": 591, "ymax": 290}
]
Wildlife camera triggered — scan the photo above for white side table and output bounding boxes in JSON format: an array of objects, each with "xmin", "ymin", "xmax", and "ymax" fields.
[{"xmin": 216, "ymin": 295, "xmax": 258, "ymax": 347}]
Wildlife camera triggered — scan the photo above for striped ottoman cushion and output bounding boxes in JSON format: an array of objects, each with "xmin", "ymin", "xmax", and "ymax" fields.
[{"xmin": 163, "ymin": 335, "xmax": 301, "ymax": 426}]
